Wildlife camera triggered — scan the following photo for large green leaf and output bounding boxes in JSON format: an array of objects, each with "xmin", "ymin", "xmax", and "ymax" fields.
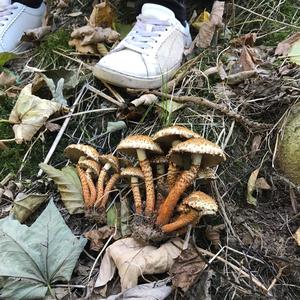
[{"xmin": 0, "ymin": 200, "xmax": 87, "ymax": 299}]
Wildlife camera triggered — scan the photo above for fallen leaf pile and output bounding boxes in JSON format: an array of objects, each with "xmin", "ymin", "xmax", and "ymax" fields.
[{"xmin": 69, "ymin": 3, "xmax": 120, "ymax": 55}]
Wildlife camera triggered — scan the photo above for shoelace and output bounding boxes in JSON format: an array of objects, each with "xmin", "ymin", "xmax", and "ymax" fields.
[
  {"xmin": 0, "ymin": 5, "xmax": 18, "ymax": 26},
  {"xmin": 126, "ymin": 15, "xmax": 171, "ymax": 51}
]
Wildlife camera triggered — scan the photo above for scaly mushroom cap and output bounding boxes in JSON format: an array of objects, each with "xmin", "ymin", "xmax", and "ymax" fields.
[
  {"xmin": 64, "ymin": 144, "xmax": 101, "ymax": 163},
  {"xmin": 78, "ymin": 159, "xmax": 100, "ymax": 179},
  {"xmin": 99, "ymin": 154, "xmax": 119, "ymax": 172},
  {"xmin": 121, "ymin": 167, "xmax": 144, "ymax": 179},
  {"xmin": 152, "ymin": 126, "xmax": 201, "ymax": 152},
  {"xmin": 117, "ymin": 135, "xmax": 163, "ymax": 157},
  {"xmin": 168, "ymin": 137, "xmax": 226, "ymax": 168},
  {"xmin": 183, "ymin": 191, "xmax": 218, "ymax": 215}
]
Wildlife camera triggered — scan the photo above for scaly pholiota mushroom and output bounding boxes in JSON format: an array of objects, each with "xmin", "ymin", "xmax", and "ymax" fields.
[
  {"xmin": 64, "ymin": 144, "xmax": 101, "ymax": 206},
  {"xmin": 152, "ymin": 126, "xmax": 201, "ymax": 189},
  {"xmin": 121, "ymin": 167, "xmax": 144, "ymax": 215},
  {"xmin": 77, "ymin": 158, "xmax": 100, "ymax": 207},
  {"xmin": 156, "ymin": 137, "xmax": 225, "ymax": 226},
  {"xmin": 161, "ymin": 191, "xmax": 218, "ymax": 233},
  {"xmin": 117, "ymin": 135, "xmax": 163, "ymax": 216},
  {"xmin": 95, "ymin": 154, "xmax": 119, "ymax": 207}
]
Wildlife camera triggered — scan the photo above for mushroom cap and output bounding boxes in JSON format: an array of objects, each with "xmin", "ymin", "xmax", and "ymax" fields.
[
  {"xmin": 116, "ymin": 135, "xmax": 163, "ymax": 157},
  {"xmin": 150, "ymin": 155, "xmax": 168, "ymax": 165},
  {"xmin": 168, "ymin": 137, "xmax": 226, "ymax": 168},
  {"xmin": 183, "ymin": 191, "xmax": 218, "ymax": 215},
  {"xmin": 121, "ymin": 167, "xmax": 144, "ymax": 179},
  {"xmin": 99, "ymin": 154, "xmax": 119, "ymax": 172},
  {"xmin": 78, "ymin": 159, "xmax": 100, "ymax": 178},
  {"xmin": 64, "ymin": 144, "xmax": 100, "ymax": 163},
  {"xmin": 152, "ymin": 126, "xmax": 201, "ymax": 152}
]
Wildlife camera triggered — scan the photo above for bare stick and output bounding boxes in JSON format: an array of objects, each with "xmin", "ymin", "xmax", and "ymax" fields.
[
  {"xmin": 37, "ymin": 85, "xmax": 87, "ymax": 177},
  {"xmin": 149, "ymin": 91, "xmax": 272, "ymax": 130}
]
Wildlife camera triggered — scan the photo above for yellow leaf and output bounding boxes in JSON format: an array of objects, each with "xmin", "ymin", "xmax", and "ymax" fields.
[
  {"xmin": 89, "ymin": 2, "xmax": 114, "ymax": 28},
  {"xmin": 247, "ymin": 168, "xmax": 260, "ymax": 206},
  {"xmin": 192, "ymin": 10, "xmax": 210, "ymax": 30}
]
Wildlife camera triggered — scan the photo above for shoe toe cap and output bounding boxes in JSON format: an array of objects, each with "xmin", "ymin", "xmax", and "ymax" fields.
[{"xmin": 96, "ymin": 50, "xmax": 149, "ymax": 78}]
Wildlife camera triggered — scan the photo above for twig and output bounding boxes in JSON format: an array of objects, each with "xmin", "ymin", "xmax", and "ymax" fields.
[
  {"xmin": 234, "ymin": 4, "xmax": 300, "ymax": 29},
  {"xmin": 37, "ymin": 84, "xmax": 87, "ymax": 177},
  {"xmin": 0, "ymin": 138, "xmax": 15, "ymax": 143},
  {"xmin": 87, "ymin": 84, "xmax": 124, "ymax": 108},
  {"xmin": 148, "ymin": 91, "xmax": 272, "ymax": 130},
  {"xmin": 194, "ymin": 245, "xmax": 270, "ymax": 295}
]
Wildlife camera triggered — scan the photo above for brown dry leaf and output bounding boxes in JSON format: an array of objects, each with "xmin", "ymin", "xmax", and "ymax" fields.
[
  {"xmin": 71, "ymin": 25, "xmax": 95, "ymax": 39},
  {"xmin": 170, "ymin": 245, "xmax": 206, "ymax": 292},
  {"xmin": 230, "ymin": 33, "xmax": 257, "ymax": 47},
  {"xmin": 240, "ymin": 46, "xmax": 256, "ymax": 71},
  {"xmin": 294, "ymin": 227, "xmax": 300, "ymax": 246},
  {"xmin": 0, "ymin": 141, "xmax": 8, "ymax": 150},
  {"xmin": 9, "ymin": 84, "xmax": 64, "ymax": 143},
  {"xmin": 81, "ymin": 27, "xmax": 120, "ymax": 45},
  {"xmin": 68, "ymin": 38, "xmax": 98, "ymax": 54},
  {"xmin": 275, "ymin": 32, "xmax": 300, "ymax": 56},
  {"xmin": 97, "ymin": 43, "xmax": 108, "ymax": 56},
  {"xmin": 89, "ymin": 2, "xmax": 114, "ymax": 28},
  {"xmin": 95, "ymin": 237, "xmax": 183, "ymax": 291},
  {"xmin": 22, "ymin": 26, "xmax": 51, "ymax": 42},
  {"xmin": 227, "ymin": 70, "xmax": 256, "ymax": 85},
  {"xmin": 45, "ymin": 122, "xmax": 61, "ymax": 132},
  {"xmin": 84, "ymin": 226, "xmax": 115, "ymax": 251},
  {"xmin": 255, "ymin": 177, "xmax": 271, "ymax": 190},
  {"xmin": 250, "ymin": 134, "xmax": 262, "ymax": 158},
  {"xmin": 39, "ymin": 163, "xmax": 84, "ymax": 214},
  {"xmin": 196, "ymin": 1, "xmax": 224, "ymax": 48},
  {"xmin": 12, "ymin": 193, "xmax": 48, "ymax": 223},
  {"xmin": 0, "ymin": 71, "xmax": 16, "ymax": 88}
]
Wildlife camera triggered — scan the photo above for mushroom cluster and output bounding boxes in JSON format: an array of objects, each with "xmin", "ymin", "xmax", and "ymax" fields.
[{"xmin": 64, "ymin": 126, "xmax": 225, "ymax": 240}]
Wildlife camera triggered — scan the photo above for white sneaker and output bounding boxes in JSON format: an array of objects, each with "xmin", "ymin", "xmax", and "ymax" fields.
[
  {"xmin": 93, "ymin": 3, "xmax": 192, "ymax": 89},
  {"xmin": 0, "ymin": 0, "xmax": 46, "ymax": 53}
]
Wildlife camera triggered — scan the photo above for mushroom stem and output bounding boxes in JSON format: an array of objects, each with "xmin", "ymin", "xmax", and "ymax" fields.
[
  {"xmin": 100, "ymin": 173, "xmax": 120, "ymax": 208},
  {"xmin": 156, "ymin": 164, "xmax": 200, "ymax": 225},
  {"xmin": 137, "ymin": 149, "xmax": 155, "ymax": 216},
  {"xmin": 76, "ymin": 165, "xmax": 90, "ymax": 206},
  {"xmin": 131, "ymin": 177, "xmax": 143, "ymax": 214},
  {"xmin": 156, "ymin": 164, "xmax": 166, "ymax": 212},
  {"xmin": 86, "ymin": 172, "xmax": 97, "ymax": 207},
  {"xmin": 167, "ymin": 162, "xmax": 180, "ymax": 190},
  {"xmin": 96, "ymin": 163, "xmax": 111, "ymax": 205},
  {"xmin": 161, "ymin": 209, "xmax": 199, "ymax": 233}
]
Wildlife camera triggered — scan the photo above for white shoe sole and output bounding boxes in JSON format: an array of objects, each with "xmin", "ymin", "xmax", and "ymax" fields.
[{"xmin": 93, "ymin": 63, "xmax": 180, "ymax": 89}]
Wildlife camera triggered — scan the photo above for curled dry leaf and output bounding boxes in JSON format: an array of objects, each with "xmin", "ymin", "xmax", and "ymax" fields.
[
  {"xmin": 8, "ymin": 84, "xmax": 65, "ymax": 144},
  {"xmin": 170, "ymin": 245, "xmax": 206, "ymax": 292},
  {"xmin": 195, "ymin": 1, "xmax": 224, "ymax": 48},
  {"xmin": 81, "ymin": 27, "xmax": 120, "ymax": 45},
  {"xmin": 69, "ymin": 38, "xmax": 98, "ymax": 54},
  {"xmin": 230, "ymin": 33, "xmax": 257, "ymax": 47},
  {"xmin": 247, "ymin": 168, "xmax": 260, "ymax": 206},
  {"xmin": 71, "ymin": 25, "xmax": 95, "ymax": 39},
  {"xmin": 95, "ymin": 237, "xmax": 183, "ymax": 291},
  {"xmin": 131, "ymin": 94, "xmax": 158, "ymax": 107},
  {"xmin": 21, "ymin": 26, "xmax": 51, "ymax": 42},
  {"xmin": 39, "ymin": 163, "xmax": 84, "ymax": 214},
  {"xmin": 0, "ymin": 200, "xmax": 86, "ymax": 299},
  {"xmin": 84, "ymin": 225, "xmax": 115, "ymax": 252},
  {"xmin": 255, "ymin": 177, "xmax": 271, "ymax": 190},
  {"xmin": 239, "ymin": 46, "xmax": 256, "ymax": 71},
  {"xmin": 89, "ymin": 2, "xmax": 114, "ymax": 28},
  {"xmin": 12, "ymin": 193, "xmax": 48, "ymax": 223},
  {"xmin": 0, "ymin": 71, "xmax": 16, "ymax": 88}
]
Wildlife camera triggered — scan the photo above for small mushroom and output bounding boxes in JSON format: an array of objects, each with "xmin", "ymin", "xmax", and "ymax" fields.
[
  {"xmin": 77, "ymin": 158, "xmax": 100, "ymax": 207},
  {"xmin": 95, "ymin": 154, "xmax": 119, "ymax": 207},
  {"xmin": 152, "ymin": 126, "xmax": 201, "ymax": 189},
  {"xmin": 64, "ymin": 144, "xmax": 101, "ymax": 206},
  {"xmin": 64, "ymin": 144, "xmax": 101, "ymax": 163},
  {"xmin": 117, "ymin": 135, "xmax": 163, "ymax": 216},
  {"xmin": 161, "ymin": 191, "xmax": 218, "ymax": 233},
  {"xmin": 156, "ymin": 137, "xmax": 225, "ymax": 226},
  {"xmin": 121, "ymin": 167, "xmax": 144, "ymax": 214}
]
